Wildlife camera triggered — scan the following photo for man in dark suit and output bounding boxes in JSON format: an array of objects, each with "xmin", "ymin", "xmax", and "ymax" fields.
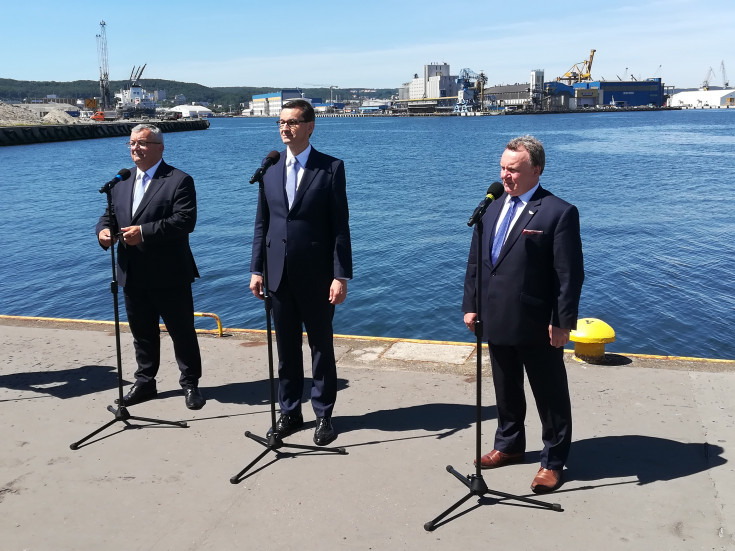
[
  {"xmin": 96, "ymin": 123, "xmax": 205, "ymax": 410},
  {"xmin": 462, "ymin": 135, "xmax": 584, "ymax": 493},
  {"xmin": 250, "ymin": 99, "xmax": 352, "ymax": 446}
]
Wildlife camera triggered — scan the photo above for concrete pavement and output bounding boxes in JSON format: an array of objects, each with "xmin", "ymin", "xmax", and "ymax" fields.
[{"xmin": 1, "ymin": 316, "xmax": 733, "ymax": 550}]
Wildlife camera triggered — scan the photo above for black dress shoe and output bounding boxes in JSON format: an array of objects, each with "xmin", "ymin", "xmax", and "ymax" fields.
[
  {"xmin": 115, "ymin": 382, "xmax": 157, "ymax": 407},
  {"xmin": 184, "ymin": 387, "xmax": 206, "ymax": 410},
  {"xmin": 313, "ymin": 417, "xmax": 336, "ymax": 446},
  {"xmin": 267, "ymin": 412, "xmax": 304, "ymax": 438}
]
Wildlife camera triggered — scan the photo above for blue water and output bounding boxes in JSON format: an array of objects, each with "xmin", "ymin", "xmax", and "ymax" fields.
[{"xmin": 1, "ymin": 110, "xmax": 734, "ymax": 359}]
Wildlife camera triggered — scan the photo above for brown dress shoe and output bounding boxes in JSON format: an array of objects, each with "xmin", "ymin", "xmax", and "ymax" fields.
[
  {"xmin": 531, "ymin": 467, "xmax": 562, "ymax": 493},
  {"xmin": 474, "ymin": 449, "xmax": 525, "ymax": 469}
]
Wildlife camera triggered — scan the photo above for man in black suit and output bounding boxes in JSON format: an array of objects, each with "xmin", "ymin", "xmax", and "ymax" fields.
[
  {"xmin": 250, "ymin": 99, "xmax": 352, "ymax": 446},
  {"xmin": 96, "ymin": 123, "xmax": 205, "ymax": 410},
  {"xmin": 462, "ymin": 135, "xmax": 584, "ymax": 493}
]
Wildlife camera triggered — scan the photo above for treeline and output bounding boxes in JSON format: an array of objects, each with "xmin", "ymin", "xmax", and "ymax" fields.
[{"xmin": 0, "ymin": 78, "xmax": 397, "ymax": 109}]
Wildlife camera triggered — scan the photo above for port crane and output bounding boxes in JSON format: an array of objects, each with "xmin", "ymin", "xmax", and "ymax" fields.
[
  {"xmin": 721, "ymin": 60, "xmax": 730, "ymax": 88},
  {"xmin": 701, "ymin": 66, "xmax": 716, "ymax": 90},
  {"xmin": 96, "ymin": 21, "xmax": 114, "ymax": 109},
  {"xmin": 305, "ymin": 84, "xmax": 339, "ymax": 104},
  {"xmin": 129, "ymin": 64, "xmax": 147, "ymax": 86},
  {"xmin": 454, "ymin": 68, "xmax": 487, "ymax": 112},
  {"xmin": 556, "ymin": 49, "xmax": 596, "ymax": 85}
]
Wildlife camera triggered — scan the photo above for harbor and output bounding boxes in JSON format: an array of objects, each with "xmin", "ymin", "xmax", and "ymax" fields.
[{"xmin": 1, "ymin": 315, "xmax": 733, "ymax": 550}]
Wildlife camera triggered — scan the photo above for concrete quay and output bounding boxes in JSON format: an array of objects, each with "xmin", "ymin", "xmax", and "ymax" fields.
[
  {"xmin": 1, "ymin": 315, "xmax": 734, "ymax": 550},
  {"xmin": 0, "ymin": 119, "xmax": 210, "ymax": 146}
]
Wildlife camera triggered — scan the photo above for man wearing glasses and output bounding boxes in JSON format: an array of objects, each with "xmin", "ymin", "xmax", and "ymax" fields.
[
  {"xmin": 96, "ymin": 123, "xmax": 205, "ymax": 411},
  {"xmin": 250, "ymin": 99, "xmax": 352, "ymax": 446}
]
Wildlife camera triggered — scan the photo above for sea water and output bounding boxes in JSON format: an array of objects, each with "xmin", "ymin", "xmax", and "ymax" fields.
[{"xmin": 1, "ymin": 109, "xmax": 733, "ymax": 359}]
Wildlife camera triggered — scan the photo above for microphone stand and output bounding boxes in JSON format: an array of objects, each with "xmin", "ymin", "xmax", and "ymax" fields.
[
  {"xmin": 423, "ymin": 216, "xmax": 561, "ymax": 531},
  {"xmin": 70, "ymin": 179, "xmax": 188, "ymax": 450},
  {"xmin": 230, "ymin": 167, "xmax": 346, "ymax": 484}
]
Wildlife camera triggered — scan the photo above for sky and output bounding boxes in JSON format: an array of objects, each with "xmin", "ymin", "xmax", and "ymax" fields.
[{"xmin": 2, "ymin": 0, "xmax": 733, "ymax": 91}]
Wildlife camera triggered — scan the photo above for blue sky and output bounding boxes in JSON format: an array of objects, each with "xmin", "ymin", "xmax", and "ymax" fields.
[{"xmin": 2, "ymin": 0, "xmax": 732, "ymax": 90}]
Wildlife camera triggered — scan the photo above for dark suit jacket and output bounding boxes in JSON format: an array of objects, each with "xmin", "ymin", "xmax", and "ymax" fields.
[
  {"xmin": 95, "ymin": 161, "xmax": 199, "ymax": 288},
  {"xmin": 462, "ymin": 185, "xmax": 584, "ymax": 346},
  {"xmin": 250, "ymin": 147, "xmax": 352, "ymax": 294}
]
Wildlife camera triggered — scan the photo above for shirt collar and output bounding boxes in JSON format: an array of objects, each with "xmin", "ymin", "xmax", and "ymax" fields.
[
  {"xmin": 139, "ymin": 159, "xmax": 163, "ymax": 180},
  {"xmin": 286, "ymin": 145, "xmax": 312, "ymax": 167},
  {"xmin": 509, "ymin": 182, "xmax": 539, "ymax": 205}
]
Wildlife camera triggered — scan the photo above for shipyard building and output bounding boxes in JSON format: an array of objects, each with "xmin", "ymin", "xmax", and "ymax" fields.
[
  {"xmin": 396, "ymin": 59, "xmax": 670, "ymax": 113},
  {"xmin": 248, "ymin": 89, "xmax": 305, "ymax": 116},
  {"xmin": 484, "ymin": 74, "xmax": 666, "ymax": 110}
]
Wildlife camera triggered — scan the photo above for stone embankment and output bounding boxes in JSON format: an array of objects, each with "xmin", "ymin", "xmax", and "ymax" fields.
[{"xmin": 0, "ymin": 101, "xmax": 209, "ymax": 146}]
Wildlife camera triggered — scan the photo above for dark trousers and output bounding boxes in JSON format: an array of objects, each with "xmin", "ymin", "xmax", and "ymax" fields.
[
  {"xmin": 270, "ymin": 275, "xmax": 337, "ymax": 419},
  {"xmin": 488, "ymin": 343, "xmax": 572, "ymax": 470},
  {"xmin": 123, "ymin": 284, "xmax": 202, "ymax": 388}
]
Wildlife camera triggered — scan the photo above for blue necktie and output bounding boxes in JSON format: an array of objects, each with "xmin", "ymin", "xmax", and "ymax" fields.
[
  {"xmin": 286, "ymin": 157, "xmax": 299, "ymax": 208},
  {"xmin": 132, "ymin": 173, "xmax": 149, "ymax": 214},
  {"xmin": 491, "ymin": 196, "xmax": 521, "ymax": 265}
]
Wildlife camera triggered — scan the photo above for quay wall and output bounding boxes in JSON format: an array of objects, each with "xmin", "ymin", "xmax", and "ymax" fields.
[{"xmin": 0, "ymin": 119, "xmax": 210, "ymax": 147}]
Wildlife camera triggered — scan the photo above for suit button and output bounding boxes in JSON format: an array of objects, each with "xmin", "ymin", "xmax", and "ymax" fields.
[{"xmin": 282, "ymin": 239, "xmax": 286, "ymax": 243}]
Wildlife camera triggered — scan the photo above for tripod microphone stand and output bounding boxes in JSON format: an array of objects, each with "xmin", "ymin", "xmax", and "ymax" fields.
[
  {"xmin": 229, "ymin": 161, "xmax": 346, "ymax": 484},
  {"xmin": 70, "ymin": 173, "xmax": 187, "ymax": 450},
  {"xmin": 424, "ymin": 214, "xmax": 561, "ymax": 531}
]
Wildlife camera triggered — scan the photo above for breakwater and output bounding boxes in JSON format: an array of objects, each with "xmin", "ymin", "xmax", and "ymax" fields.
[{"xmin": 0, "ymin": 119, "xmax": 210, "ymax": 146}]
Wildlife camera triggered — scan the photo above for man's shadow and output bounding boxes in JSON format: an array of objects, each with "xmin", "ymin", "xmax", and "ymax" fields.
[
  {"xmin": 565, "ymin": 435, "xmax": 726, "ymax": 485},
  {"xmin": 207, "ymin": 376, "xmax": 497, "ymax": 435},
  {"xmin": 336, "ymin": 403, "xmax": 498, "ymax": 440},
  {"xmin": 0, "ymin": 365, "xmax": 120, "ymax": 400}
]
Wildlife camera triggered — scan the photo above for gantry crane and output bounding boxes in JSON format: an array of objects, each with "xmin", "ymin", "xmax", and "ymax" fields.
[
  {"xmin": 96, "ymin": 21, "xmax": 114, "ymax": 109},
  {"xmin": 556, "ymin": 49, "xmax": 596, "ymax": 85}
]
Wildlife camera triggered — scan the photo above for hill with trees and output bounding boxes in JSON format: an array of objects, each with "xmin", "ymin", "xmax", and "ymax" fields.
[{"xmin": 0, "ymin": 79, "xmax": 397, "ymax": 111}]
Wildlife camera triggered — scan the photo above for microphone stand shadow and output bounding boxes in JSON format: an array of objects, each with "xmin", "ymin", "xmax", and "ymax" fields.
[
  {"xmin": 70, "ymin": 175, "xmax": 187, "ymax": 450},
  {"xmin": 424, "ymin": 210, "xmax": 561, "ymax": 531},
  {"xmin": 229, "ymin": 160, "xmax": 346, "ymax": 484}
]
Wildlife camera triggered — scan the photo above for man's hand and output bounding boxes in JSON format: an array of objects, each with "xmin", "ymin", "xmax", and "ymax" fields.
[
  {"xmin": 329, "ymin": 279, "xmax": 347, "ymax": 305},
  {"xmin": 98, "ymin": 228, "xmax": 117, "ymax": 248},
  {"xmin": 250, "ymin": 274, "xmax": 264, "ymax": 301},
  {"xmin": 121, "ymin": 226, "xmax": 143, "ymax": 246},
  {"xmin": 464, "ymin": 312, "xmax": 478, "ymax": 332},
  {"xmin": 549, "ymin": 325, "xmax": 571, "ymax": 348}
]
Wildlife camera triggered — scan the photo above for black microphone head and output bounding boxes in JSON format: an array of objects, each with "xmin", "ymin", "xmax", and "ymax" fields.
[
  {"xmin": 263, "ymin": 150, "xmax": 280, "ymax": 165},
  {"xmin": 117, "ymin": 168, "xmax": 132, "ymax": 180},
  {"xmin": 487, "ymin": 181, "xmax": 504, "ymax": 199}
]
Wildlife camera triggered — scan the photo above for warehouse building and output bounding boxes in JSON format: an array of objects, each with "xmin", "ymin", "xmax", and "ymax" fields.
[
  {"xmin": 668, "ymin": 89, "xmax": 735, "ymax": 108},
  {"xmin": 248, "ymin": 89, "xmax": 304, "ymax": 116}
]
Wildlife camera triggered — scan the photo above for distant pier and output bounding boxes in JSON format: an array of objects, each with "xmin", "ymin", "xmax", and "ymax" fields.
[{"xmin": 0, "ymin": 118, "xmax": 210, "ymax": 147}]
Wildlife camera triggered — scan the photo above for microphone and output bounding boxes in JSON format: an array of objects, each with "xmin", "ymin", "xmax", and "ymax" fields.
[
  {"xmin": 249, "ymin": 150, "xmax": 281, "ymax": 184},
  {"xmin": 467, "ymin": 181, "xmax": 505, "ymax": 227},
  {"xmin": 99, "ymin": 168, "xmax": 132, "ymax": 194}
]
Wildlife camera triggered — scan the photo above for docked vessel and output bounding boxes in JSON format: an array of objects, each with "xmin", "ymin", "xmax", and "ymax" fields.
[{"xmin": 115, "ymin": 64, "xmax": 157, "ymax": 118}]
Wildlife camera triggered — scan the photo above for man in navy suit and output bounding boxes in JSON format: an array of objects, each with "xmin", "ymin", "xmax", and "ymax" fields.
[
  {"xmin": 250, "ymin": 99, "xmax": 352, "ymax": 446},
  {"xmin": 462, "ymin": 135, "xmax": 584, "ymax": 493},
  {"xmin": 96, "ymin": 123, "xmax": 205, "ymax": 410}
]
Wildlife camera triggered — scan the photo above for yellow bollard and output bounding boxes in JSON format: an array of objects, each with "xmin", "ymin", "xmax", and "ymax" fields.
[{"xmin": 570, "ymin": 318, "xmax": 615, "ymax": 363}]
